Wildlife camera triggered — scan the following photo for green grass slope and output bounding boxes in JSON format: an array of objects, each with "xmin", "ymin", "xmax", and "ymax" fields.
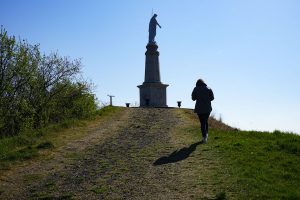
[{"xmin": 180, "ymin": 109, "xmax": 300, "ymax": 199}]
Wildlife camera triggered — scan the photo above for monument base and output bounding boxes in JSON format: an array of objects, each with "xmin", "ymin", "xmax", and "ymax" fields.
[{"xmin": 138, "ymin": 82, "xmax": 168, "ymax": 107}]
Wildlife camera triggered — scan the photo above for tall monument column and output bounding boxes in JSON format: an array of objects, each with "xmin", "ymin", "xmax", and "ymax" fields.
[{"xmin": 138, "ymin": 14, "xmax": 168, "ymax": 107}]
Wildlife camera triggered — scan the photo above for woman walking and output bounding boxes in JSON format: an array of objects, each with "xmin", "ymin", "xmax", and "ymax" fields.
[{"xmin": 192, "ymin": 79, "xmax": 214, "ymax": 143}]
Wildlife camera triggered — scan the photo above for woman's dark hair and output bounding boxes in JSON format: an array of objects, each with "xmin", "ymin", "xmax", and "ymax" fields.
[{"xmin": 196, "ymin": 79, "xmax": 207, "ymax": 87}]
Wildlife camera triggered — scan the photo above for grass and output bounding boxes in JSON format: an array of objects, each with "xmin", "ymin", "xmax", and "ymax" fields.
[
  {"xmin": 179, "ymin": 109, "xmax": 300, "ymax": 199},
  {"xmin": 31, "ymin": 192, "xmax": 73, "ymax": 200},
  {"xmin": 3, "ymin": 146, "xmax": 39, "ymax": 161},
  {"xmin": 23, "ymin": 173, "xmax": 43, "ymax": 184},
  {"xmin": 90, "ymin": 185, "xmax": 108, "ymax": 194},
  {"xmin": 0, "ymin": 106, "xmax": 123, "ymax": 170},
  {"xmin": 36, "ymin": 141, "xmax": 54, "ymax": 149},
  {"xmin": 212, "ymin": 129, "xmax": 300, "ymax": 199}
]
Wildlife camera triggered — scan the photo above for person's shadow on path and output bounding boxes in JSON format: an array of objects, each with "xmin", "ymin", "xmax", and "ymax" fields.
[{"xmin": 153, "ymin": 142, "xmax": 201, "ymax": 166}]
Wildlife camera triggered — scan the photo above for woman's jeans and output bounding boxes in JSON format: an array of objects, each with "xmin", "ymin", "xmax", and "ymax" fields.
[{"xmin": 197, "ymin": 113, "xmax": 210, "ymax": 139}]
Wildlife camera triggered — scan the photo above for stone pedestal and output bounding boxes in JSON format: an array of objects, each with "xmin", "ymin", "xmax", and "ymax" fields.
[{"xmin": 138, "ymin": 43, "xmax": 168, "ymax": 107}]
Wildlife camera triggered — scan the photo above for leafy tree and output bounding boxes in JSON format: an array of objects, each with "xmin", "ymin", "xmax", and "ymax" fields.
[
  {"xmin": 30, "ymin": 53, "xmax": 81, "ymax": 128},
  {"xmin": 0, "ymin": 27, "xmax": 39, "ymax": 135},
  {"xmin": 0, "ymin": 27, "xmax": 98, "ymax": 137},
  {"xmin": 49, "ymin": 80, "xmax": 97, "ymax": 123}
]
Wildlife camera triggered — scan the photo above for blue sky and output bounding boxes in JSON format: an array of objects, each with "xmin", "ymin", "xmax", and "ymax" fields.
[{"xmin": 1, "ymin": 0, "xmax": 300, "ymax": 134}]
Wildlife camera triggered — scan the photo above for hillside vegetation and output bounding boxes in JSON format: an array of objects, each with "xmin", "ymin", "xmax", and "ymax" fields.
[
  {"xmin": 0, "ymin": 27, "xmax": 98, "ymax": 137},
  {"xmin": 0, "ymin": 107, "xmax": 299, "ymax": 199}
]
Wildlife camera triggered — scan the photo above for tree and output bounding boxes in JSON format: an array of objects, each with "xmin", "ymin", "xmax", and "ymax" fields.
[
  {"xmin": 30, "ymin": 53, "xmax": 81, "ymax": 128},
  {"xmin": 0, "ymin": 27, "xmax": 40, "ymax": 135},
  {"xmin": 0, "ymin": 27, "xmax": 98, "ymax": 137}
]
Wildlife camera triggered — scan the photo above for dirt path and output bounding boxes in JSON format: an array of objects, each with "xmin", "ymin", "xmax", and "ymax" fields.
[{"xmin": 0, "ymin": 108, "xmax": 221, "ymax": 199}]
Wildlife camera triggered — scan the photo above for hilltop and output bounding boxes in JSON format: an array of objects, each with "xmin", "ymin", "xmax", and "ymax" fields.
[{"xmin": 0, "ymin": 107, "xmax": 299, "ymax": 199}]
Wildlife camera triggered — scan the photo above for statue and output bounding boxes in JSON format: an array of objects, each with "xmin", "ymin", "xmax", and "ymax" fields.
[{"xmin": 148, "ymin": 14, "xmax": 161, "ymax": 44}]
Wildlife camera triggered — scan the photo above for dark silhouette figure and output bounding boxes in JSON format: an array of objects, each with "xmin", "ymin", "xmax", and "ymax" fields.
[
  {"xmin": 192, "ymin": 79, "xmax": 214, "ymax": 143},
  {"xmin": 148, "ymin": 14, "xmax": 161, "ymax": 44},
  {"xmin": 153, "ymin": 142, "xmax": 201, "ymax": 165}
]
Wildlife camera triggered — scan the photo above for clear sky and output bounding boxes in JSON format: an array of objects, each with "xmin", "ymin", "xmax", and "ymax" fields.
[{"xmin": 1, "ymin": 0, "xmax": 300, "ymax": 134}]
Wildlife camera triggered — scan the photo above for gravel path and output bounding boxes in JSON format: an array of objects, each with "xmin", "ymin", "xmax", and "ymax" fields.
[{"xmin": 0, "ymin": 108, "xmax": 194, "ymax": 199}]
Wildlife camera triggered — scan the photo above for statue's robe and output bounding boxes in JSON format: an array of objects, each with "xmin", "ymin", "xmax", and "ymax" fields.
[{"xmin": 149, "ymin": 17, "xmax": 158, "ymax": 43}]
